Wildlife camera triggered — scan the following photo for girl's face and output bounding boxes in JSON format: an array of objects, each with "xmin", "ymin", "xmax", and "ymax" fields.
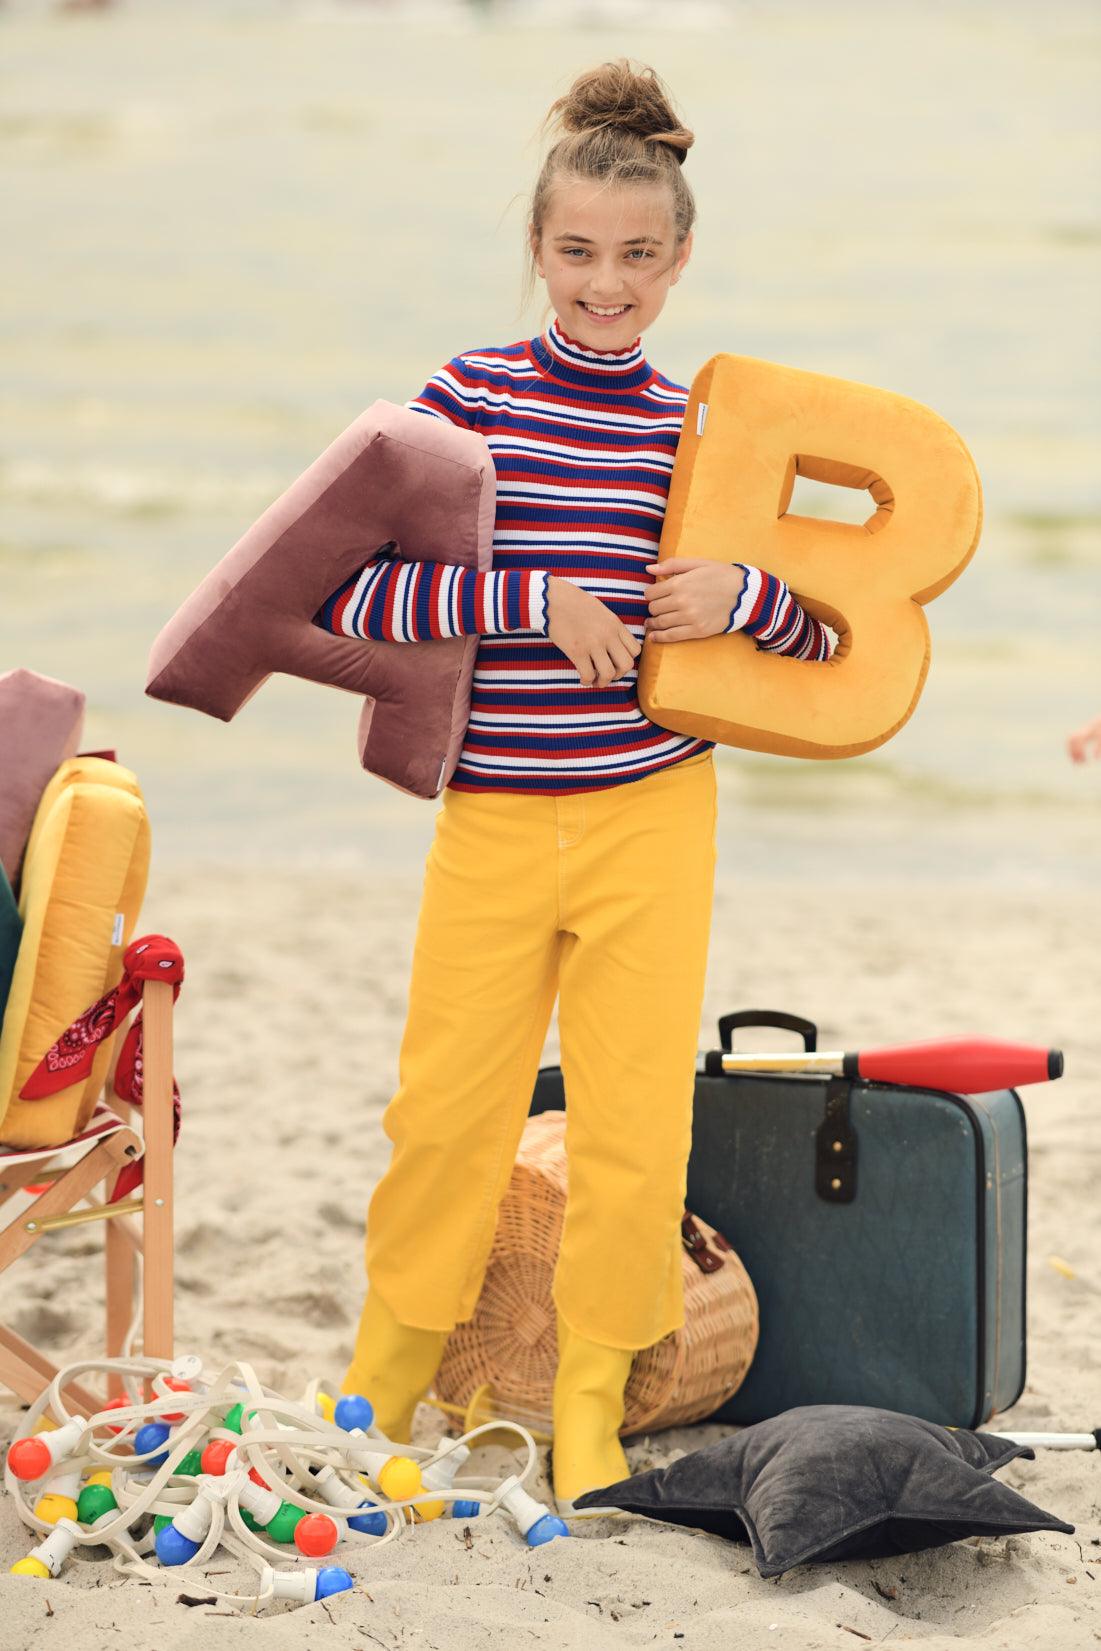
[{"xmin": 531, "ymin": 176, "xmax": 692, "ymax": 349}]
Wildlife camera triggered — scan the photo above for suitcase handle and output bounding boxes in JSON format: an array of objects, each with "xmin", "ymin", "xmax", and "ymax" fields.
[{"xmin": 718, "ymin": 1009, "xmax": 818, "ymax": 1053}]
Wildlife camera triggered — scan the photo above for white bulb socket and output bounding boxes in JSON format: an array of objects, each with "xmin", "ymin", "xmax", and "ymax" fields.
[
  {"xmin": 498, "ymin": 1479, "xmax": 550, "ymax": 1538},
  {"xmin": 173, "ymin": 1484, "xmax": 218, "ymax": 1544},
  {"xmin": 259, "ymin": 1563, "xmax": 319, "ymax": 1604},
  {"xmin": 422, "ymin": 1444, "xmax": 470, "ymax": 1493},
  {"xmin": 312, "ymin": 1465, "xmax": 364, "ymax": 1511},
  {"xmin": 27, "ymin": 1419, "xmax": 85, "ymax": 1474},
  {"xmin": 237, "ymin": 1478, "xmax": 282, "ymax": 1526},
  {"xmin": 28, "ymin": 1519, "xmax": 81, "ymax": 1575}
]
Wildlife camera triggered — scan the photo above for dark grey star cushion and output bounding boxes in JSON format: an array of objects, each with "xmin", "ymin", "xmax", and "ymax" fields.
[{"xmin": 573, "ymin": 1405, "xmax": 1074, "ymax": 1577}]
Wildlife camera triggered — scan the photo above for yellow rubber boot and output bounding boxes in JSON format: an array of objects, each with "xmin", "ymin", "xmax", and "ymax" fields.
[
  {"xmin": 551, "ymin": 1310, "xmax": 633, "ymax": 1515},
  {"xmin": 342, "ymin": 1288, "xmax": 448, "ymax": 1444}
]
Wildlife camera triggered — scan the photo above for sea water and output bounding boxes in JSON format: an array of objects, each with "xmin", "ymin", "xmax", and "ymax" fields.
[{"xmin": 1, "ymin": 0, "xmax": 1098, "ymax": 880}]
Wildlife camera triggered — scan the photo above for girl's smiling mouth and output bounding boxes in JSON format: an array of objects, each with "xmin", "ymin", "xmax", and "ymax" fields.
[{"xmin": 578, "ymin": 301, "xmax": 634, "ymax": 322}]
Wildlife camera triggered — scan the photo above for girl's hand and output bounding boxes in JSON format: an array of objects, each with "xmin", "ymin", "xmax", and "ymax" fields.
[
  {"xmin": 643, "ymin": 558, "xmax": 746, "ymax": 641},
  {"xmin": 1067, "ymin": 714, "xmax": 1101, "ymax": 764},
  {"xmin": 547, "ymin": 576, "xmax": 642, "ymax": 688}
]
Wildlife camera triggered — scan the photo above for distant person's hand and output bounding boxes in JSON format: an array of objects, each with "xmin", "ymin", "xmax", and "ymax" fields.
[
  {"xmin": 1067, "ymin": 714, "xmax": 1101, "ymax": 764},
  {"xmin": 546, "ymin": 576, "xmax": 641, "ymax": 688}
]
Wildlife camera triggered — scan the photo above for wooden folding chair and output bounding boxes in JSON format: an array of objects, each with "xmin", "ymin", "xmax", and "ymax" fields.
[{"xmin": 0, "ymin": 978, "xmax": 175, "ymax": 1416}]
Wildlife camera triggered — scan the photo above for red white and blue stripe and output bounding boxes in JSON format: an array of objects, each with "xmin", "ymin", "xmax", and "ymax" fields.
[{"xmin": 314, "ymin": 317, "xmax": 833, "ymax": 794}]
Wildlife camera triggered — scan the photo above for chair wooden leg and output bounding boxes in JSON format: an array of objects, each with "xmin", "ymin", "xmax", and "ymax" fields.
[
  {"xmin": 0, "ymin": 1326, "xmax": 102, "ymax": 1416},
  {"xmin": 105, "ymin": 1218, "xmax": 137, "ymax": 1397},
  {"xmin": 140, "ymin": 980, "xmax": 174, "ymax": 1359}
]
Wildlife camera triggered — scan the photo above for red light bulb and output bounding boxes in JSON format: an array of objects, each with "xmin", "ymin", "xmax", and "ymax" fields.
[
  {"xmin": 200, "ymin": 1439, "xmax": 236, "ymax": 1476},
  {"xmin": 98, "ymin": 1396, "xmax": 130, "ymax": 1435},
  {"xmin": 7, "ymin": 1437, "xmax": 51, "ymax": 1481},
  {"xmin": 158, "ymin": 1377, "xmax": 191, "ymax": 1423},
  {"xmin": 293, "ymin": 1513, "xmax": 339, "ymax": 1557}
]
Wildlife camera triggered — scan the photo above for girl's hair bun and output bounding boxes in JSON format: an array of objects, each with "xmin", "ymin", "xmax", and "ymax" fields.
[{"xmin": 545, "ymin": 58, "xmax": 695, "ymax": 166}]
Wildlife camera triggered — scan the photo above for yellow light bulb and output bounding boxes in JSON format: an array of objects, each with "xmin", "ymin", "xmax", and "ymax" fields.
[
  {"xmin": 11, "ymin": 1557, "xmax": 51, "ymax": 1578},
  {"xmin": 378, "ymin": 1456, "xmax": 422, "ymax": 1502}
]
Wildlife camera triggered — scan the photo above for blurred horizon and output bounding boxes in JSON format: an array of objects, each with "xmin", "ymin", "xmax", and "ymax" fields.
[{"xmin": 2, "ymin": 0, "xmax": 1099, "ymax": 878}]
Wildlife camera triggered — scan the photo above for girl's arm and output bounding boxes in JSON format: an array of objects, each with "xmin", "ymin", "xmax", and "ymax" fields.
[
  {"xmin": 314, "ymin": 551, "xmax": 550, "ymax": 641},
  {"xmin": 313, "ymin": 350, "xmax": 551, "ymax": 641},
  {"xmin": 645, "ymin": 558, "xmax": 834, "ymax": 660},
  {"xmin": 723, "ymin": 563, "xmax": 833, "ymax": 661}
]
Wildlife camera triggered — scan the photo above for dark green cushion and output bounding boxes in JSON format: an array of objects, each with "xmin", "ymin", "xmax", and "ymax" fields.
[{"xmin": 0, "ymin": 862, "xmax": 21, "ymax": 1030}]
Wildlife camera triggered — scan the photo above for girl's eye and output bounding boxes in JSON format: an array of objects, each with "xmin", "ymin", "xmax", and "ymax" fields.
[{"xmin": 561, "ymin": 248, "xmax": 654, "ymax": 260}]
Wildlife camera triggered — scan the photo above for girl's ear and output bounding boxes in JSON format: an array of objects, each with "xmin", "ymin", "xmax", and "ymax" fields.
[
  {"xmin": 673, "ymin": 230, "xmax": 694, "ymax": 282},
  {"xmin": 528, "ymin": 223, "xmax": 543, "ymax": 276}
]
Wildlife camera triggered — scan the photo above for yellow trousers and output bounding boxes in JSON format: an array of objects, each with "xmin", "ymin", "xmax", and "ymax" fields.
[{"xmin": 365, "ymin": 749, "xmax": 717, "ymax": 1351}]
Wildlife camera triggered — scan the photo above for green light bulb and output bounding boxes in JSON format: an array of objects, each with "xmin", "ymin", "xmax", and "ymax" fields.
[
  {"xmin": 265, "ymin": 1501, "xmax": 304, "ymax": 1543},
  {"xmin": 77, "ymin": 1484, "xmax": 117, "ymax": 1523}
]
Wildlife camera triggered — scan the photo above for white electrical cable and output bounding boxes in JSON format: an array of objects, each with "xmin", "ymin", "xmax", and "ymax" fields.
[{"xmin": 4, "ymin": 1353, "xmax": 559, "ymax": 1612}]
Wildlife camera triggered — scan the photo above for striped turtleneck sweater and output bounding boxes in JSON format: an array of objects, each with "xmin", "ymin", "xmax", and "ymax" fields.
[{"xmin": 315, "ymin": 317, "xmax": 833, "ymax": 795}]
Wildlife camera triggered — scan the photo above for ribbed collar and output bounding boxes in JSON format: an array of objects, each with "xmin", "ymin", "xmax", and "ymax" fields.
[{"xmin": 528, "ymin": 314, "xmax": 654, "ymax": 392}]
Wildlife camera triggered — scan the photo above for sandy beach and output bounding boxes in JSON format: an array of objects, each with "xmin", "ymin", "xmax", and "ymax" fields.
[{"xmin": 1, "ymin": 793, "xmax": 1099, "ymax": 1648}]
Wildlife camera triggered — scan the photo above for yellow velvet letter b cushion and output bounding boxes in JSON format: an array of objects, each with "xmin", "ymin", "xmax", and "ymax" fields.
[
  {"xmin": 637, "ymin": 355, "xmax": 982, "ymax": 759},
  {"xmin": 0, "ymin": 758, "xmax": 151, "ymax": 1148}
]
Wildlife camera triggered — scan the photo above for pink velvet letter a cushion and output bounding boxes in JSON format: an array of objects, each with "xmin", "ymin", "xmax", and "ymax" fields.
[
  {"xmin": 145, "ymin": 401, "xmax": 495, "ymax": 800},
  {"xmin": 0, "ymin": 669, "xmax": 86, "ymax": 893}
]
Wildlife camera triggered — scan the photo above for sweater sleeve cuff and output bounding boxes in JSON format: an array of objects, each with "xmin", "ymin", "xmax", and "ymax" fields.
[
  {"xmin": 528, "ymin": 571, "xmax": 551, "ymax": 636},
  {"xmin": 723, "ymin": 563, "xmax": 760, "ymax": 633}
]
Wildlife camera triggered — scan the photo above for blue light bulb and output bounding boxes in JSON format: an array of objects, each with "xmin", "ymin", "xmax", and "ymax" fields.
[
  {"xmin": 348, "ymin": 1501, "xmax": 388, "ymax": 1536},
  {"xmin": 333, "ymin": 1394, "xmax": 374, "ymax": 1432},
  {"xmin": 525, "ymin": 1514, "xmax": 569, "ymax": 1547},
  {"xmin": 452, "ymin": 1499, "xmax": 481, "ymax": 1520},
  {"xmin": 315, "ymin": 1565, "xmax": 354, "ymax": 1599},
  {"xmin": 155, "ymin": 1523, "xmax": 201, "ymax": 1565},
  {"xmin": 134, "ymin": 1421, "xmax": 171, "ymax": 1469}
]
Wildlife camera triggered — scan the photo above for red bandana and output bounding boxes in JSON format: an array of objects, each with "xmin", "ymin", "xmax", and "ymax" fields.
[{"xmin": 19, "ymin": 934, "xmax": 184, "ymax": 1200}]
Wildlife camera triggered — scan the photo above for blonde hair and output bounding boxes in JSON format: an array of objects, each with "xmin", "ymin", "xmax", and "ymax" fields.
[{"xmin": 522, "ymin": 59, "xmax": 697, "ymax": 321}]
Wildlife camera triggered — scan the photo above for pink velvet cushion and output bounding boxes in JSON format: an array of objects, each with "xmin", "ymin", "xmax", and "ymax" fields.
[
  {"xmin": 0, "ymin": 669, "xmax": 86, "ymax": 892},
  {"xmin": 145, "ymin": 401, "xmax": 495, "ymax": 800}
]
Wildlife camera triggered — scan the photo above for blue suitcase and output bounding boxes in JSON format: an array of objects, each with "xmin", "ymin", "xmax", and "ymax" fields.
[{"xmin": 529, "ymin": 1008, "xmax": 1027, "ymax": 1430}]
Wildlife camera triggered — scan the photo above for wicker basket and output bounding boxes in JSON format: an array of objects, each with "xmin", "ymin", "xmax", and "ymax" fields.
[{"xmin": 433, "ymin": 1110, "xmax": 759, "ymax": 1436}]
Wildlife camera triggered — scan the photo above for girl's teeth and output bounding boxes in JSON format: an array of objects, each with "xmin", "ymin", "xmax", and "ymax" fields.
[{"xmin": 583, "ymin": 304, "xmax": 628, "ymax": 316}]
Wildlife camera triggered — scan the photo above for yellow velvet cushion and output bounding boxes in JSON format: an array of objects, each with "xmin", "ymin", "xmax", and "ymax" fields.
[
  {"xmin": 638, "ymin": 355, "xmax": 982, "ymax": 758},
  {"xmin": 0, "ymin": 758, "xmax": 151, "ymax": 1148}
]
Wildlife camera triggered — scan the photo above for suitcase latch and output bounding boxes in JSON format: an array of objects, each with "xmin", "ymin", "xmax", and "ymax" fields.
[{"xmin": 815, "ymin": 1077, "xmax": 858, "ymax": 1203}]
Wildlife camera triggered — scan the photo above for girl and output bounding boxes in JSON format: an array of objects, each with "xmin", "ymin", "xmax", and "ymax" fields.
[{"xmin": 315, "ymin": 59, "xmax": 833, "ymax": 1512}]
